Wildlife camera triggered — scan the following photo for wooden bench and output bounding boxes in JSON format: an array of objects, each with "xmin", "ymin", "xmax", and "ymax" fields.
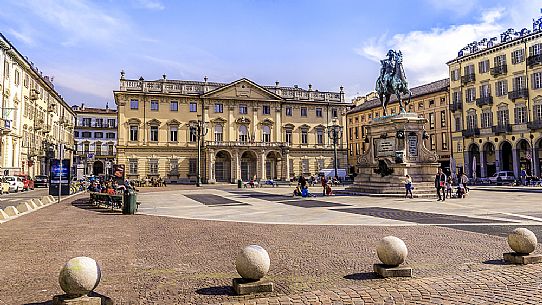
[{"xmin": 89, "ymin": 192, "xmax": 124, "ymax": 211}]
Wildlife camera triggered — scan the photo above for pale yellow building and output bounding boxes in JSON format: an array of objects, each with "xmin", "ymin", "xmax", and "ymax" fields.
[
  {"xmin": 347, "ymin": 79, "xmax": 451, "ymax": 172},
  {"xmin": 448, "ymin": 20, "xmax": 542, "ymax": 179},
  {"xmin": 114, "ymin": 74, "xmax": 350, "ymax": 183},
  {"xmin": 0, "ymin": 33, "xmax": 75, "ymax": 177}
]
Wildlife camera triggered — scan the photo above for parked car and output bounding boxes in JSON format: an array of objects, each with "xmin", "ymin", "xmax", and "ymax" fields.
[
  {"xmin": 17, "ymin": 175, "xmax": 35, "ymax": 191},
  {"xmin": 4, "ymin": 176, "xmax": 24, "ymax": 192},
  {"xmin": 488, "ymin": 171, "xmax": 516, "ymax": 184},
  {"xmin": 0, "ymin": 177, "xmax": 10, "ymax": 194},
  {"xmin": 34, "ymin": 175, "xmax": 49, "ymax": 188}
]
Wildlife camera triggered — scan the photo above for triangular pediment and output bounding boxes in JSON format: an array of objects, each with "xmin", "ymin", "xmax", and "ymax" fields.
[{"xmin": 203, "ymin": 78, "xmax": 283, "ymax": 101}]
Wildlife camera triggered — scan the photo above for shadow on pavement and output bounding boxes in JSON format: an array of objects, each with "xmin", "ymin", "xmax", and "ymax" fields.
[
  {"xmin": 483, "ymin": 259, "xmax": 507, "ymax": 265},
  {"xmin": 24, "ymin": 301, "xmax": 52, "ymax": 305},
  {"xmin": 343, "ymin": 272, "xmax": 379, "ymax": 281},
  {"xmin": 71, "ymin": 198, "xmax": 121, "ymax": 214},
  {"xmin": 195, "ymin": 286, "xmax": 235, "ymax": 296}
]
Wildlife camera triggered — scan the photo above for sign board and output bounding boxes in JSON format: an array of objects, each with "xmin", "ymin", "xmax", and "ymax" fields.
[
  {"xmin": 408, "ymin": 135, "xmax": 418, "ymax": 159},
  {"xmin": 374, "ymin": 138, "xmax": 396, "ymax": 157},
  {"xmin": 112, "ymin": 164, "xmax": 125, "ymax": 184},
  {"xmin": 87, "ymin": 153, "xmax": 95, "ymax": 159},
  {"xmin": 50, "ymin": 159, "xmax": 70, "ymax": 184}
]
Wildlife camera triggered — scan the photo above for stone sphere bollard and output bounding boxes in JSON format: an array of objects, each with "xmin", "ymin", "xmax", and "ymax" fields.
[
  {"xmin": 376, "ymin": 236, "xmax": 408, "ymax": 266},
  {"xmin": 508, "ymin": 228, "xmax": 537, "ymax": 254},
  {"xmin": 59, "ymin": 257, "xmax": 101, "ymax": 296},
  {"xmin": 235, "ymin": 245, "xmax": 270, "ymax": 280}
]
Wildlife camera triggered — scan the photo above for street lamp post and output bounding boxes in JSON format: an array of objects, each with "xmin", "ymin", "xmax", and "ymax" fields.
[
  {"xmin": 327, "ymin": 119, "xmax": 343, "ymax": 180},
  {"xmin": 190, "ymin": 117, "xmax": 208, "ymax": 187}
]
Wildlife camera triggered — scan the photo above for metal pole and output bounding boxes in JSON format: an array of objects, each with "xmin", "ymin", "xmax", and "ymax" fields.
[
  {"xmin": 58, "ymin": 143, "xmax": 62, "ymax": 203},
  {"xmin": 196, "ymin": 125, "xmax": 201, "ymax": 187},
  {"xmin": 333, "ymin": 130, "xmax": 338, "ymax": 179}
]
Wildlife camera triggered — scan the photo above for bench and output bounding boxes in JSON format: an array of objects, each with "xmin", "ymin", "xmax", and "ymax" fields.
[{"xmin": 89, "ymin": 192, "xmax": 124, "ymax": 211}]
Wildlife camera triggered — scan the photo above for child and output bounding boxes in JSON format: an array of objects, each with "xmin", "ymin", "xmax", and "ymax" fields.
[
  {"xmin": 404, "ymin": 174, "xmax": 413, "ymax": 199},
  {"xmin": 446, "ymin": 175, "xmax": 453, "ymax": 199}
]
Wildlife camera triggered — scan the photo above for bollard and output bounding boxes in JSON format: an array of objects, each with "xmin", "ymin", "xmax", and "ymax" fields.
[
  {"xmin": 3, "ymin": 206, "xmax": 19, "ymax": 217},
  {"xmin": 16, "ymin": 202, "xmax": 33, "ymax": 213},
  {"xmin": 232, "ymin": 245, "xmax": 274, "ymax": 295},
  {"xmin": 503, "ymin": 228, "xmax": 542, "ymax": 264},
  {"xmin": 373, "ymin": 236, "xmax": 412, "ymax": 277},
  {"xmin": 0, "ymin": 209, "xmax": 9, "ymax": 220}
]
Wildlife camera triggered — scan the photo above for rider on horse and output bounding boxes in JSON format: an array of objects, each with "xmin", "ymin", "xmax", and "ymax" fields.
[{"xmin": 375, "ymin": 49, "xmax": 411, "ymax": 116}]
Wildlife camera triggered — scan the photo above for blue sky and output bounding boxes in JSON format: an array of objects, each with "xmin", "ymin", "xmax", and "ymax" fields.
[{"xmin": 0, "ymin": 0, "xmax": 540, "ymax": 108}]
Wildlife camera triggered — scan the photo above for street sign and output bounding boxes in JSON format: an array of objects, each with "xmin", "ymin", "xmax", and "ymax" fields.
[{"xmin": 87, "ymin": 153, "xmax": 94, "ymax": 159}]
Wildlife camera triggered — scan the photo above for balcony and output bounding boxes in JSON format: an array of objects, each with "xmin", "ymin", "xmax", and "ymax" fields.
[
  {"xmin": 475, "ymin": 96, "xmax": 493, "ymax": 107},
  {"xmin": 461, "ymin": 73, "xmax": 476, "ymax": 85},
  {"xmin": 508, "ymin": 88, "xmax": 529, "ymax": 100},
  {"xmin": 492, "ymin": 124, "xmax": 512, "ymax": 135},
  {"xmin": 527, "ymin": 54, "xmax": 542, "ymax": 67},
  {"xmin": 449, "ymin": 102, "xmax": 463, "ymax": 112},
  {"xmin": 527, "ymin": 120, "xmax": 542, "ymax": 130},
  {"xmin": 490, "ymin": 65, "xmax": 507, "ymax": 77},
  {"xmin": 462, "ymin": 128, "xmax": 480, "ymax": 138}
]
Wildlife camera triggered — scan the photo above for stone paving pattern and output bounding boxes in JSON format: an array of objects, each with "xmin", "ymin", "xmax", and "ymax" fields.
[{"xmin": 1, "ymin": 189, "xmax": 542, "ymax": 304}]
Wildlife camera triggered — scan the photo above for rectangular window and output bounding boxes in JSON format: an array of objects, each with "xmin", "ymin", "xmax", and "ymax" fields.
[
  {"xmin": 478, "ymin": 59, "xmax": 490, "ymax": 73},
  {"xmin": 239, "ymin": 104, "xmax": 248, "ymax": 114},
  {"xmin": 108, "ymin": 144, "xmax": 114, "ymax": 155},
  {"xmin": 285, "ymin": 130, "xmax": 292, "ymax": 144},
  {"xmin": 350, "ymin": 144, "xmax": 354, "ymax": 156},
  {"xmin": 513, "ymin": 75, "xmax": 526, "ymax": 90},
  {"xmin": 129, "ymin": 159, "xmax": 138, "ymax": 175},
  {"xmin": 170, "ymin": 126, "xmax": 178, "ymax": 142},
  {"xmin": 440, "ymin": 110, "xmax": 446, "ymax": 127},
  {"xmin": 189, "ymin": 158, "xmax": 197, "ymax": 175},
  {"xmin": 189, "ymin": 127, "xmax": 197, "ymax": 142},
  {"xmin": 480, "ymin": 84, "xmax": 491, "ymax": 97},
  {"xmin": 214, "ymin": 127, "xmax": 223, "ymax": 142},
  {"xmin": 429, "ymin": 99, "xmax": 435, "ymax": 107},
  {"xmin": 532, "ymin": 72, "xmax": 542, "ymax": 89},
  {"xmin": 82, "ymin": 118, "xmax": 91, "ymax": 127},
  {"xmin": 130, "ymin": 99, "xmax": 139, "ymax": 110},
  {"xmin": 515, "ymin": 106, "xmax": 527, "ymax": 124},
  {"xmin": 529, "ymin": 43, "xmax": 542, "ymax": 56},
  {"xmin": 214, "ymin": 103, "xmax": 223, "ymax": 113},
  {"xmin": 129, "ymin": 126, "xmax": 138, "ymax": 141},
  {"xmin": 301, "ymin": 159, "xmax": 309, "ymax": 174},
  {"xmin": 317, "ymin": 129, "xmax": 324, "ymax": 144},
  {"xmin": 495, "ymin": 80, "xmax": 508, "ymax": 96},
  {"xmin": 512, "ymin": 49, "xmax": 525, "ymax": 64},
  {"xmin": 481, "ymin": 112, "xmax": 492, "ymax": 128},
  {"xmin": 23, "ymin": 74, "xmax": 29, "ymax": 87},
  {"xmin": 418, "ymin": 102, "xmax": 424, "ymax": 110},
  {"xmin": 107, "ymin": 119, "xmax": 116, "ymax": 127},
  {"xmin": 494, "ymin": 54, "xmax": 506, "ymax": 67},
  {"xmin": 349, "ymin": 127, "xmax": 353, "ymax": 140},
  {"xmin": 169, "ymin": 159, "xmax": 179, "ymax": 175},
  {"xmin": 170, "ymin": 101, "xmax": 178, "ymax": 111},
  {"xmin": 355, "ymin": 127, "xmax": 359, "ymax": 139},
  {"xmin": 497, "ymin": 109, "xmax": 509, "ymax": 126},
  {"xmin": 464, "ymin": 64, "xmax": 475, "ymax": 75},
  {"xmin": 150, "ymin": 100, "xmax": 159, "ymax": 111},
  {"xmin": 467, "ymin": 114, "xmax": 477, "ymax": 130},
  {"xmin": 82, "ymin": 131, "xmax": 91, "ymax": 138},
  {"xmin": 535, "ymin": 104, "xmax": 542, "ymax": 121},
  {"xmin": 14, "ymin": 70, "xmax": 20, "ymax": 86},
  {"xmin": 301, "ymin": 129, "xmax": 308, "ymax": 144},
  {"xmin": 441, "ymin": 133, "xmax": 448, "ymax": 150},
  {"xmin": 430, "ymin": 134, "xmax": 436, "ymax": 151},
  {"xmin": 455, "ymin": 117, "xmax": 461, "ymax": 132},
  {"xmin": 332, "ymin": 108, "xmax": 338, "ymax": 118},
  {"xmin": 149, "ymin": 159, "xmax": 159, "ymax": 175},
  {"xmin": 94, "ymin": 132, "xmax": 103, "ymax": 138},
  {"xmin": 262, "ymin": 105, "xmax": 270, "ymax": 115},
  {"xmin": 95, "ymin": 144, "xmax": 102, "ymax": 155},
  {"xmin": 429, "ymin": 113, "xmax": 435, "ymax": 129},
  {"xmin": 466, "ymin": 88, "xmax": 476, "ymax": 102},
  {"xmin": 451, "ymin": 69, "xmax": 459, "ymax": 81},
  {"xmin": 300, "ymin": 107, "xmax": 307, "ymax": 117},
  {"xmin": 189, "ymin": 102, "xmax": 197, "ymax": 112},
  {"xmin": 452, "ymin": 91, "xmax": 461, "ymax": 104},
  {"xmin": 74, "ymin": 131, "xmax": 80, "ymax": 138},
  {"xmin": 315, "ymin": 108, "xmax": 323, "ymax": 117},
  {"xmin": 106, "ymin": 132, "xmax": 115, "ymax": 139},
  {"xmin": 95, "ymin": 118, "xmax": 104, "ymax": 127},
  {"xmin": 150, "ymin": 126, "xmax": 159, "ymax": 142},
  {"xmin": 285, "ymin": 107, "xmax": 292, "ymax": 116}
]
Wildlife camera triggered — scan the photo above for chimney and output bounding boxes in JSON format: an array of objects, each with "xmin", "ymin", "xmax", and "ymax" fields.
[
  {"xmin": 81, "ymin": 103, "xmax": 85, "ymax": 110},
  {"xmin": 308, "ymin": 84, "xmax": 312, "ymax": 91},
  {"xmin": 275, "ymin": 81, "xmax": 279, "ymax": 87}
]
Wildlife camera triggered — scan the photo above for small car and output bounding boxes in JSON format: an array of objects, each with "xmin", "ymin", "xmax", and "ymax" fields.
[
  {"xmin": 0, "ymin": 177, "xmax": 10, "ymax": 194},
  {"xmin": 34, "ymin": 175, "xmax": 49, "ymax": 188},
  {"xmin": 488, "ymin": 171, "xmax": 516, "ymax": 184},
  {"xmin": 17, "ymin": 175, "xmax": 35, "ymax": 191},
  {"xmin": 4, "ymin": 176, "xmax": 24, "ymax": 192}
]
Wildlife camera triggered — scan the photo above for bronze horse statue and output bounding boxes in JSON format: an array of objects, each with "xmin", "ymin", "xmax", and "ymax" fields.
[{"xmin": 375, "ymin": 50, "xmax": 411, "ymax": 116}]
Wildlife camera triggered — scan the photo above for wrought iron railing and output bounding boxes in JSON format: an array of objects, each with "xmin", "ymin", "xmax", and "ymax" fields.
[
  {"xmin": 461, "ymin": 73, "xmax": 475, "ymax": 84},
  {"xmin": 475, "ymin": 96, "xmax": 493, "ymax": 107},
  {"xmin": 508, "ymin": 88, "xmax": 529, "ymax": 100},
  {"xmin": 490, "ymin": 65, "xmax": 507, "ymax": 77},
  {"xmin": 492, "ymin": 124, "xmax": 512, "ymax": 134},
  {"xmin": 527, "ymin": 54, "xmax": 542, "ymax": 67},
  {"xmin": 462, "ymin": 128, "xmax": 480, "ymax": 137}
]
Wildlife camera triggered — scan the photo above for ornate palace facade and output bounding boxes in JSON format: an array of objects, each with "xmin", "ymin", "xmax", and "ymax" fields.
[
  {"xmin": 447, "ymin": 17, "xmax": 542, "ymax": 179},
  {"xmin": 114, "ymin": 74, "xmax": 349, "ymax": 183}
]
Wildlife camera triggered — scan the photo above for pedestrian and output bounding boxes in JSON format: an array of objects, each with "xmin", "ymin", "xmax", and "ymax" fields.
[
  {"xmin": 321, "ymin": 176, "xmax": 327, "ymax": 196},
  {"xmin": 435, "ymin": 168, "xmax": 446, "ymax": 201},
  {"xmin": 404, "ymin": 174, "xmax": 413, "ymax": 199},
  {"xmin": 298, "ymin": 175, "xmax": 307, "ymax": 189},
  {"xmin": 521, "ymin": 168, "xmax": 527, "ymax": 186},
  {"xmin": 445, "ymin": 175, "xmax": 453, "ymax": 199},
  {"xmin": 460, "ymin": 172, "xmax": 469, "ymax": 193}
]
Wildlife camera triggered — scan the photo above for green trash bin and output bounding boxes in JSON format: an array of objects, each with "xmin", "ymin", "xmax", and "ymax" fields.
[
  {"xmin": 122, "ymin": 189, "xmax": 138, "ymax": 215},
  {"xmin": 237, "ymin": 179, "xmax": 243, "ymax": 188}
]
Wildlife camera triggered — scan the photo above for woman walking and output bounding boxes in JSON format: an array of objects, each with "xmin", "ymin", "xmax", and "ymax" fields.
[{"xmin": 404, "ymin": 174, "xmax": 413, "ymax": 199}]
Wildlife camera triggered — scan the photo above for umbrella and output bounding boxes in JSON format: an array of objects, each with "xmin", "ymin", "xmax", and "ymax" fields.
[
  {"xmin": 450, "ymin": 156, "xmax": 457, "ymax": 180},
  {"xmin": 472, "ymin": 156, "xmax": 477, "ymax": 180}
]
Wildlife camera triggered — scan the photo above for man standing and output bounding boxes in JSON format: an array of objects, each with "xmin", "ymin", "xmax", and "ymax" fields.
[{"xmin": 435, "ymin": 168, "xmax": 446, "ymax": 201}]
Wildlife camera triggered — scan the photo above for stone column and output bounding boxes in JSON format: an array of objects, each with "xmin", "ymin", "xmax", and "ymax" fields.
[
  {"xmin": 495, "ymin": 149, "xmax": 502, "ymax": 172},
  {"xmin": 512, "ymin": 148, "xmax": 520, "ymax": 178},
  {"xmin": 463, "ymin": 150, "xmax": 470, "ymax": 177},
  {"xmin": 283, "ymin": 150, "xmax": 290, "ymax": 180},
  {"xmin": 208, "ymin": 149, "xmax": 215, "ymax": 183},
  {"xmin": 275, "ymin": 106, "xmax": 281, "ymax": 142},
  {"xmin": 260, "ymin": 150, "xmax": 266, "ymax": 180},
  {"xmin": 252, "ymin": 106, "xmax": 258, "ymax": 142},
  {"xmin": 479, "ymin": 149, "xmax": 487, "ymax": 178},
  {"xmin": 228, "ymin": 105, "xmax": 235, "ymax": 141},
  {"xmin": 534, "ymin": 147, "xmax": 541, "ymax": 178},
  {"xmin": 234, "ymin": 149, "xmax": 241, "ymax": 182}
]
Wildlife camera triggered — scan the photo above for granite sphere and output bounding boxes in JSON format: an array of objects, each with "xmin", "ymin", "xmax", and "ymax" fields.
[
  {"xmin": 235, "ymin": 245, "xmax": 270, "ymax": 280},
  {"xmin": 59, "ymin": 257, "xmax": 101, "ymax": 296},
  {"xmin": 508, "ymin": 228, "xmax": 537, "ymax": 254},
  {"xmin": 376, "ymin": 236, "xmax": 408, "ymax": 266}
]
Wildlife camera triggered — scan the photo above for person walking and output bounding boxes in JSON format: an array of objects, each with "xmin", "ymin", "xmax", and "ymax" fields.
[
  {"xmin": 404, "ymin": 174, "xmax": 413, "ymax": 199},
  {"xmin": 460, "ymin": 172, "xmax": 469, "ymax": 193},
  {"xmin": 445, "ymin": 175, "xmax": 453, "ymax": 199},
  {"xmin": 321, "ymin": 176, "xmax": 327, "ymax": 196},
  {"xmin": 435, "ymin": 168, "xmax": 446, "ymax": 201}
]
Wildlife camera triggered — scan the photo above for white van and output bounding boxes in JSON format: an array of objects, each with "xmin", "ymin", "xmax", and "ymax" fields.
[{"xmin": 488, "ymin": 171, "xmax": 516, "ymax": 184}]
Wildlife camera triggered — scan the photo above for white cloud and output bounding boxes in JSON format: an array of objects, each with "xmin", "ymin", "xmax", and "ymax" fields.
[
  {"xmin": 424, "ymin": 0, "xmax": 479, "ymax": 17},
  {"xmin": 48, "ymin": 66, "xmax": 115, "ymax": 101},
  {"xmin": 7, "ymin": 28, "xmax": 34, "ymax": 46},
  {"xmin": 134, "ymin": 0, "xmax": 165, "ymax": 10},
  {"xmin": 356, "ymin": 9, "xmax": 506, "ymax": 86}
]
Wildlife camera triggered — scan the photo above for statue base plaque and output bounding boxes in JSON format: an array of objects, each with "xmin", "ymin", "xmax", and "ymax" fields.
[{"xmin": 349, "ymin": 113, "xmax": 439, "ymax": 197}]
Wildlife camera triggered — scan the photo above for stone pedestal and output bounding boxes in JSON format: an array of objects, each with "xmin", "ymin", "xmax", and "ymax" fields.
[
  {"xmin": 232, "ymin": 278, "xmax": 274, "ymax": 295},
  {"xmin": 52, "ymin": 293, "xmax": 113, "ymax": 305},
  {"xmin": 349, "ymin": 113, "xmax": 439, "ymax": 196},
  {"xmin": 373, "ymin": 264, "xmax": 413, "ymax": 277},
  {"xmin": 503, "ymin": 252, "xmax": 542, "ymax": 265}
]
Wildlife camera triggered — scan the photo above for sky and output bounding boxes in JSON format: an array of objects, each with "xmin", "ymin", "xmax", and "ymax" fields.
[{"xmin": 0, "ymin": 0, "xmax": 541, "ymax": 108}]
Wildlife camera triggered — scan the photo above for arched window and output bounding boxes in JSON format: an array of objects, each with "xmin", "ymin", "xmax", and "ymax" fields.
[
  {"xmin": 239, "ymin": 125, "xmax": 248, "ymax": 142},
  {"xmin": 215, "ymin": 125, "xmax": 223, "ymax": 142},
  {"xmin": 262, "ymin": 125, "xmax": 271, "ymax": 142}
]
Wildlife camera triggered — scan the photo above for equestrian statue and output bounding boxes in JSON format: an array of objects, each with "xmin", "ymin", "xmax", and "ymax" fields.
[{"xmin": 375, "ymin": 50, "xmax": 411, "ymax": 116}]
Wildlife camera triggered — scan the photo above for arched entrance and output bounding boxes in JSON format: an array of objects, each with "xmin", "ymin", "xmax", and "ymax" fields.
[
  {"xmin": 535, "ymin": 138, "xmax": 542, "ymax": 177},
  {"xmin": 240, "ymin": 151, "xmax": 257, "ymax": 181},
  {"xmin": 265, "ymin": 151, "xmax": 281, "ymax": 179},
  {"xmin": 468, "ymin": 144, "xmax": 480, "ymax": 178},
  {"xmin": 500, "ymin": 141, "xmax": 513, "ymax": 171},
  {"xmin": 517, "ymin": 139, "xmax": 532, "ymax": 175},
  {"xmin": 92, "ymin": 160, "xmax": 104, "ymax": 176},
  {"xmin": 215, "ymin": 150, "xmax": 231, "ymax": 182},
  {"xmin": 483, "ymin": 142, "xmax": 496, "ymax": 177}
]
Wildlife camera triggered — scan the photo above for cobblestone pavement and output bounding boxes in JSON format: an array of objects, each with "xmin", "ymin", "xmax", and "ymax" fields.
[{"xmin": 1, "ymin": 191, "xmax": 542, "ymax": 304}]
